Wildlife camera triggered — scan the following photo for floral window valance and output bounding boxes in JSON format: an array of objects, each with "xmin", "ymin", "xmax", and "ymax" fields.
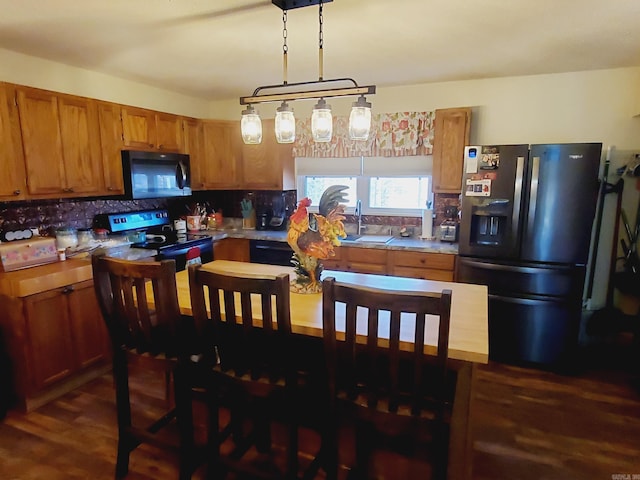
[{"xmin": 292, "ymin": 111, "xmax": 434, "ymax": 158}]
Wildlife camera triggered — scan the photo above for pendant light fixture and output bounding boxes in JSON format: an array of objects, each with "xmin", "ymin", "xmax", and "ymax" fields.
[
  {"xmin": 310, "ymin": 3, "xmax": 333, "ymax": 142},
  {"xmin": 348, "ymin": 95, "xmax": 372, "ymax": 141},
  {"xmin": 312, "ymin": 98, "xmax": 332, "ymax": 142},
  {"xmin": 241, "ymin": 105, "xmax": 262, "ymax": 144},
  {"xmin": 240, "ymin": 0, "xmax": 376, "ymax": 145},
  {"xmin": 275, "ymin": 101, "xmax": 296, "ymax": 143}
]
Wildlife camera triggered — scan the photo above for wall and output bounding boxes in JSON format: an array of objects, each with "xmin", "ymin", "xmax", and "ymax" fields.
[{"xmin": 0, "ymin": 48, "xmax": 209, "ymax": 118}]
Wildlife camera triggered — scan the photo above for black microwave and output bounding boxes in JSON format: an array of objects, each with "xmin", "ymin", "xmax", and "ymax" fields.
[{"xmin": 121, "ymin": 150, "xmax": 192, "ymax": 199}]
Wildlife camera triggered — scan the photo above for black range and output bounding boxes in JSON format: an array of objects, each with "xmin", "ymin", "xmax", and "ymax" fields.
[{"xmin": 94, "ymin": 209, "xmax": 216, "ymax": 271}]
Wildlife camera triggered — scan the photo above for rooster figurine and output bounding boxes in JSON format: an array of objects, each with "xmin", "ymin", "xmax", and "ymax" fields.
[{"xmin": 287, "ymin": 185, "xmax": 348, "ymax": 293}]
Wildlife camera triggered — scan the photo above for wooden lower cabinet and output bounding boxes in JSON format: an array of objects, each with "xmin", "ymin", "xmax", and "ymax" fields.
[
  {"xmin": 389, "ymin": 250, "xmax": 455, "ymax": 282},
  {"xmin": 342, "ymin": 247, "xmax": 388, "ymax": 275},
  {"xmin": 214, "ymin": 238, "xmax": 250, "ymax": 262},
  {"xmin": 324, "ymin": 246, "xmax": 455, "ymax": 281},
  {"xmin": 0, "ymin": 280, "xmax": 110, "ymax": 411}
]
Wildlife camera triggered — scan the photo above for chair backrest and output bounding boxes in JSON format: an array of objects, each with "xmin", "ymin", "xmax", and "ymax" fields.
[
  {"xmin": 322, "ymin": 277, "xmax": 452, "ymax": 417},
  {"xmin": 92, "ymin": 255, "xmax": 183, "ymax": 358},
  {"xmin": 188, "ymin": 265, "xmax": 292, "ymax": 383}
]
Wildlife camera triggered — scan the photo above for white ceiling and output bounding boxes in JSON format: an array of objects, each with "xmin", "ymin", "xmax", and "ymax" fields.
[{"xmin": 1, "ymin": 0, "xmax": 639, "ymax": 101}]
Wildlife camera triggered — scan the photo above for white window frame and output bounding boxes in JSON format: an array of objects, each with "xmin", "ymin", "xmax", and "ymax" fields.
[{"xmin": 295, "ymin": 156, "xmax": 433, "ymax": 216}]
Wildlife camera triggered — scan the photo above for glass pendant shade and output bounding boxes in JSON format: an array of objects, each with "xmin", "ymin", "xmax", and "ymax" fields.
[
  {"xmin": 241, "ymin": 106, "xmax": 262, "ymax": 144},
  {"xmin": 311, "ymin": 98, "xmax": 333, "ymax": 142},
  {"xmin": 275, "ymin": 102, "xmax": 296, "ymax": 144},
  {"xmin": 349, "ymin": 96, "xmax": 372, "ymax": 141}
]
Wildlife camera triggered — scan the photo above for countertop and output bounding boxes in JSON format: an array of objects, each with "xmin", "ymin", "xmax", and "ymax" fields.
[
  {"xmin": 169, "ymin": 260, "xmax": 487, "ymax": 364},
  {"xmin": 0, "ymin": 258, "xmax": 93, "ymax": 297},
  {"xmin": 217, "ymin": 229, "xmax": 459, "ymax": 254},
  {"xmin": 0, "ymin": 230, "xmax": 456, "ymax": 298}
]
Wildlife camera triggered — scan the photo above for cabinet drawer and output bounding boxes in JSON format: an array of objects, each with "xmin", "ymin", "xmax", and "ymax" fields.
[
  {"xmin": 322, "ymin": 259, "xmax": 342, "ymax": 271},
  {"xmin": 392, "ymin": 266, "xmax": 454, "ymax": 282},
  {"xmin": 391, "ymin": 251, "xmax": 455, "ymax": 271},
  {"xmin": 345, "ymin": 247, "xmax": 388, "ymax": 265},
  {"xmin": 345, "ymin": 262, "xmax": 387, "ymax": 275}
]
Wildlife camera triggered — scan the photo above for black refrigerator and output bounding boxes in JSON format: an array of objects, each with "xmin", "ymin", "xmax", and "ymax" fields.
[{"xmin": 456, "ymin": 143, "xmax": 602, "ymax": 366}]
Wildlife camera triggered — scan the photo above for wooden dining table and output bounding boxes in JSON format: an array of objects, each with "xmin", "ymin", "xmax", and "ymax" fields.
[{"xmin": 169, "ymin": 260, "xmax": 489, "ymax": 479}]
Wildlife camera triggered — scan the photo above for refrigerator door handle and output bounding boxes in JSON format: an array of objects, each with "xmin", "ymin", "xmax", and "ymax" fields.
[
  {"xmin": 460, "ymin": 258, "xmax": 573, "ymax": 274},
  {"xmin": 489, "ymin": 293, "xmax": 567, "ymax": 306},
  {"xmin": 527, "ymin": 155, "xmax": 541, "ymax": 236},
  {"xmin": 511, "ymin": 155, "xmax": 525, "ymax": 238}
]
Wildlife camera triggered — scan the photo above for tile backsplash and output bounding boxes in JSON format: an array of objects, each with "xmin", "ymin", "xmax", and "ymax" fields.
[
  {"xmin": 0, "ymin": 198, "xmax": 168, "ymax": 236},
  {"xmin": 0, "ymin": 191, "xmax": 460, "ymax": 239}
]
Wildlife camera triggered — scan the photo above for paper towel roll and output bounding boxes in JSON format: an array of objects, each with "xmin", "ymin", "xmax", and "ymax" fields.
[{"xmin": 421, "ymin": 209, "xmax": 434, "ymax": 239}]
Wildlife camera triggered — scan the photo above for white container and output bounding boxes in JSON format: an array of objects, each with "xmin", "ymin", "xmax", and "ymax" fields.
[
  {"xmin": 420, "ymin": 209, "xmax": 434, "ymax": 239},
  {"xmin": 77, "ymin": 228, "xmax": 94, "ymax": 247},
  {"xmin": 55, "ymin": 227, "xmax": 78, "ymax": 249},
  {"xmin": 173, "ymin": 219, "xmax": 187, "ymax": 234}
]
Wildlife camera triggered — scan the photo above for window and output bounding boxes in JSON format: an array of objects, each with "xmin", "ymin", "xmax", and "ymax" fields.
[
  {"xmin": 368, "ymin": 177, "xmax": 431, "ymax": 209},
  {"xmin": 304, "ymin": 177, "xmax": 357, "ymax": 208},
  {"xmin": 296, "ymin": 156, "xmax": 432, "ymax": 215}
]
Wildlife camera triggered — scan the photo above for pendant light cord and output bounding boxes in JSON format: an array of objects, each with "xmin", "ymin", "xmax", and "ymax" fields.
[
  {"xmin": 282, "ymin": 10, "xmax": 288, "ymax": 85},
  {"xmin": 318, "ymin": 1, "xmax": 324, "ymax": 81}
]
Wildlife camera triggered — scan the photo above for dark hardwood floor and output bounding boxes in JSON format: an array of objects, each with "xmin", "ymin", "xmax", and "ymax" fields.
[{"xmin": 1, "ymin": 343, "xmax": 639, "ymax": 479}]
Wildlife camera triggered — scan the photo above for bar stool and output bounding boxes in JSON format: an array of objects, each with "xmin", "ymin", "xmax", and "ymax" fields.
[
  {"xmin": 92, "ymin": 255, "xmax": 203, "ymax": 479},
  {"xmin": 187, "ymin": 264, "xmax": 320, "ymax": 479},
  {"xmin": 321, "ymin": 277, "xmax": 453, "ymax": 480}
]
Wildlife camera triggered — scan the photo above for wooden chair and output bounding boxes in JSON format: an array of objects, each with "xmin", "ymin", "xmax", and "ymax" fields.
[
  {"xmin": 321, "ymin": 277, "xmax": 453, "ymax": 480},
  {"xmin": 188, "ymin": 265, "xmax": 309, "ymax": 479},
  {"xmin": 92, "ymin": 255, "xmax": 201, "ymax": 479}
]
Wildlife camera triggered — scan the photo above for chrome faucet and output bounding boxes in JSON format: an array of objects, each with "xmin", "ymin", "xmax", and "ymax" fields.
[{"xmin": 354, "ymin": 199, "xmax": 365, "ymax": 235}]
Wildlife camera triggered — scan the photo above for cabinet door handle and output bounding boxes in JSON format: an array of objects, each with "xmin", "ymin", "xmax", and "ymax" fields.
[
  {"xmin": 62, "ymin": 285, "xmax": 75, "ymax": 295},
  {"xmin": 13, "ymin": 189, "xmax": 20, "ymax": 196}
]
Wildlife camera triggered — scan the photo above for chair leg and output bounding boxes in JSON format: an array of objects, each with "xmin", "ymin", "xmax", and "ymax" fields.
[
  {"xmin": 113, "ymin": 352, "xmax": 132, "ymax": 479},
  {"xmin": 174, "ymin": 366, "xmax": 195, "ymax": 480},
  {"xmin": 206, "ymin": 383, "xmax": 225, "ymax": 480},
  {"xmin": 286, "ymin": 419, "xmax": 299, "ymax": 480},
  {"xmin": 353, "ymin": 421, "xmax": 374, "ymax": 480},
  {"xmin": 254, "ymin": 404, "xmax": 272, "ymax": 454},
  {"xmin": 115, "ymin": 439, "xmax": 131, "ymax": 479}
]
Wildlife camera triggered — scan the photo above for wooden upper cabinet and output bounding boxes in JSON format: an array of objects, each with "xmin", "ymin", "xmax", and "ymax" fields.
[
  {"xmin": 156, "ymin": 112, "xmax": 184, "ymax": 152},
  {"xmin": 197, "ymin": 119, "xmax": 242, "ymax": 189},
  {"xmin": 16, "ymin": 87, "xmax": 66, "ymax": 195},
  {"xmin": 56, "ymin": 94, "xmax": 103, "ymax": 195},
  {"xmin": 16, "ymin": 87, "xmax": 103, "ymax": 197},
  {"xmin": 241, "ymin": 119, "xmax": 295, "ymax": 190},
  {"xmin": 183, "ymin": 117, "xmax": 203, "ymax": 164},
  {"xmin": 97, "ymin": 101, "xmax": 125, "ymax": 194},
  {"xmin": 121, "ymin": 106, "xmax": 156, "ymax": 150},
  {"xmin": 0, "ymin": 83, "xmax": 27, "ymax": 200},
  {"xmin": 432, "ymin": 107, "xmax": 471, "ymax": 193},
  {"xmin": 121, "ymin": 106, "xmax": 184, "ymax": 152}
]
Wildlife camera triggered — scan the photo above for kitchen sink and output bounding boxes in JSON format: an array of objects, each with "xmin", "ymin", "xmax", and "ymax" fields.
[
  {"xmin": 340, "ymin": 234, "xmax": 394, "ymax": 245},
  {"xmin": 340, "ymin": 234, "xmax": 361, "ymax": 242}
]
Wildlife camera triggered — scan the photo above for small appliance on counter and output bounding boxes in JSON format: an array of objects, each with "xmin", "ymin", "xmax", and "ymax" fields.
[
  {"xmin": 438, "ymin": 205, "xmax": 459, "ymax": 242},
  {"xmin": 255, "ymin": 192, "xmax": 291, "ymax": 231}
]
